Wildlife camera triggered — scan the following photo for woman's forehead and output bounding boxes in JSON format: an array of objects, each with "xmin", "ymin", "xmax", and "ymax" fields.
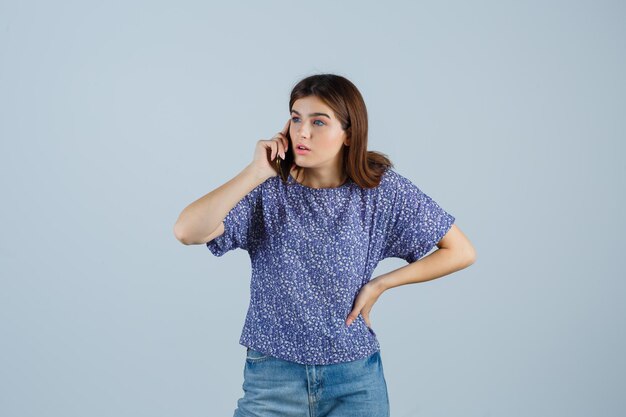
[{"xmin": 292, "ymin": 97, "xmax": 334, "ymax": 118}]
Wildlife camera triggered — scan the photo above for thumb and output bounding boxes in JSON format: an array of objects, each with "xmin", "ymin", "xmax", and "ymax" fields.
[{"xmin": 345, "ymin": 309, "xmax": 360, "ymax": 326}]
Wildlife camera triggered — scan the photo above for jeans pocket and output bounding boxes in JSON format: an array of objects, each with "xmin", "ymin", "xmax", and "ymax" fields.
[{"xmin": 246, "ymin": 347, "xmax": 270, "ymax": 363}]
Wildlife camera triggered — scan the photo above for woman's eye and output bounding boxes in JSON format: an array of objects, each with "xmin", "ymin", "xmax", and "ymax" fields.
[{"xmin": 290, "ymin": 116, "xmax": 324, "ymax": 126}]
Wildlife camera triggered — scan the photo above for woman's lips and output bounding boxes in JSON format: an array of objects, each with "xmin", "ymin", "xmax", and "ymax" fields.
[{"xmin": 295, "ymin": 147, "xmax": 311, "ymax": 155}]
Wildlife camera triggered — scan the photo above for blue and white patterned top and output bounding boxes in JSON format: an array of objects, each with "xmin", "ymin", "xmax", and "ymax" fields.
[{"xmin": 206, "ymin": 167, "xmax": 455, "ymax": 365}]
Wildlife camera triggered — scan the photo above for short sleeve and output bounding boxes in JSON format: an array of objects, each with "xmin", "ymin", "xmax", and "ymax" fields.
[
  {"xmin": 382, "ymin": 175, "xmax": 455, "ymax": 263},
  {"xmin": 205, "ymin": 181, "xmax": 265, "ymax": 257}
]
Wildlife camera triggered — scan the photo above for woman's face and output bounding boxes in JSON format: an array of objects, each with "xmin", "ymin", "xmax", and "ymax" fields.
[{"xmin": 289, "ymin": 96, "xmax": 349, "ymax": 170}]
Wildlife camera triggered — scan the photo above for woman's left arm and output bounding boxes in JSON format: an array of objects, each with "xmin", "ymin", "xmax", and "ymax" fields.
[
  {"xmin": 372, "ymin": 223, "xmax": 476, "ymax": 291},
  {"xmin": 345, "ymin": 224, "xmax": 476, "ymax": 327}
]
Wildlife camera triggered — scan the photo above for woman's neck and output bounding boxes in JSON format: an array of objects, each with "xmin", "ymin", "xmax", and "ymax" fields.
[{"xmin": 291, "ymin": 167, "xmax": 348, "ymax": 189}]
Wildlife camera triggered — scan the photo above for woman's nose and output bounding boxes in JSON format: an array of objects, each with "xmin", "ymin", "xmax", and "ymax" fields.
[{"xmin": 297, "ymin": 126, "xmax": 310, "ymax": 138}]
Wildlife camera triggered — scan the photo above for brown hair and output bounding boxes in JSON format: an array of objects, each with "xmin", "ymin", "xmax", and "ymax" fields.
[{"xmin": 276, "ymin": 73, "xmax": 394, "ymax": 189}]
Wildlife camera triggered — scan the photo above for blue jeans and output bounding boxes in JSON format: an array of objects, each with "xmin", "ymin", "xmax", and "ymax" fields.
[{"xmin": 233, "ymin": 347, "xmax": 390, "ymax": 417}]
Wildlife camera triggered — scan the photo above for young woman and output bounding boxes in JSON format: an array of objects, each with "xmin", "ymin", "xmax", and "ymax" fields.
[{"xmin": 174, "ymin": 74, "xmax": 476, "ymax": 417}]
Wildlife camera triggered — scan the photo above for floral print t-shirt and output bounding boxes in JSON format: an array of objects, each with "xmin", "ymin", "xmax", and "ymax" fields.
[{"xmin": 206, "ymin": 167, "xmax": 455, "ymax": 365}]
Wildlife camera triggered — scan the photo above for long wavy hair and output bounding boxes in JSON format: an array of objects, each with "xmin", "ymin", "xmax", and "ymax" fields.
[{"xmin": 276, "ymin": 73, "xmax": 393, "ymax": 189}]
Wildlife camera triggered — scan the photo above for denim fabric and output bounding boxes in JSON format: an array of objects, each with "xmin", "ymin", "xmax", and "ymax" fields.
[{"xmin": 233, "ymin": 347, "xmax": 390, "ymax": 417}]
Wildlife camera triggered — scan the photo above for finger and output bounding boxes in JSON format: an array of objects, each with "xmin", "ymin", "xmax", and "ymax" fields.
[
  {"xmin": 271, "ymin": 138, "xmax": 283, "ymax": 159},
  {"xmin": 281, "ymin": 121, "xmax": 291, "ymax": 152},
  {"xmin": 346, "ymin": 309, "xmax": 359, "ymax": 326},
  {"xmin": 267, "ymin": 141, "xmax": 276, "ymax": 160},
  {"xmin": 272, "ymin": 141, "xmax": 280, "ymax": 160},
  {"xmin": 282, "ymin": 118, "xmax": 290, "ymax": 135},
  {"xmin": 274, "ymin": 136, "xmax": 286, "ymax": 159}
]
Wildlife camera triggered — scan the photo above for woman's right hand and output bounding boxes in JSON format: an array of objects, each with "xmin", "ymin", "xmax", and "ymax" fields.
[{"xmin": 249, "ymin": 118, "xmax": 291, "ymax": 180}]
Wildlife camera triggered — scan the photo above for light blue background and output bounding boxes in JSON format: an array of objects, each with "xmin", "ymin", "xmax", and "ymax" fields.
[{"xmin": 1, "ymin": 1, "xmax": 624, "ymax": 416}]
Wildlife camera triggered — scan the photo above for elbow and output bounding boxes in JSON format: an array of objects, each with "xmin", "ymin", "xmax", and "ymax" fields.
[
  {"xmin": 463, "ymin": 245, "xmax": 477, "ymax": 267},
  {"xmin": 173, "ymin": 221, "xmax": 193, "ymax": 245},
  {"xmin": 447, "ymin": 242, "xmax": 475, "ymax": 268}
]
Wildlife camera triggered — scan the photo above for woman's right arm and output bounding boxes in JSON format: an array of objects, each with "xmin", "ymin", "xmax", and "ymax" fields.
[
  {"xmin": 173, "ymin": 163, "xmax": 268, "ymax": 245},
  {"xmin": 173, "ymin": 119, "xmax": 291, "ymax": 245}
]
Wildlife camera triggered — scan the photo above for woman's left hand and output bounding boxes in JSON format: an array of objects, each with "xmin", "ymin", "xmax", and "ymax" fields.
[{"xmin": 345, "ymin": 280, "xmax": 385, "ymax": 327}]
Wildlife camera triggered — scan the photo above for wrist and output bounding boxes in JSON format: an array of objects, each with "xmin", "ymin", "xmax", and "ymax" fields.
[
  {"xmin": 244, "ymin": 163, "xmax": 271, "ymax": 184},
  {"xmin": 370, "ymin": 275, "xmax": 389, "ymax": 293}
]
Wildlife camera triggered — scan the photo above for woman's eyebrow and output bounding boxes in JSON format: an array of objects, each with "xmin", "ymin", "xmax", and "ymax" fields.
[{"xmin": 291, "ymin": 109, "xmax": 331, "ymax": 119}]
